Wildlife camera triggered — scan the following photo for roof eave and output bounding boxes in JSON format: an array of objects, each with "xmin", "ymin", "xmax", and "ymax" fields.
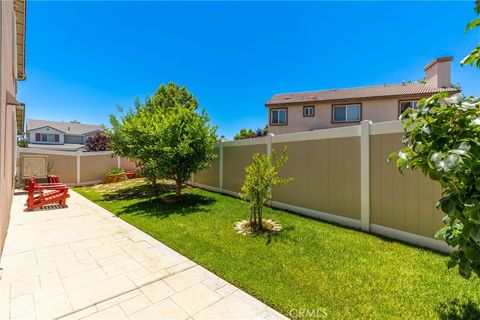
[
  {"xmin": 264, "ymin": 89, "xmax": 460, "ymax": 107},
  {"xmin": 26, "ymin": 125, "xmax": 66, "ymax": 134}
]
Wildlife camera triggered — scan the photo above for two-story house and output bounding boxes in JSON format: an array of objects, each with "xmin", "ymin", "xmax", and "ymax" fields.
[
  {"xmin": 26, "ymin": 119, "xmax": 104, "ymax": 151},
  {"xmin": 265, "ymin": 57, "xmax": 460, "ymax": 135}
]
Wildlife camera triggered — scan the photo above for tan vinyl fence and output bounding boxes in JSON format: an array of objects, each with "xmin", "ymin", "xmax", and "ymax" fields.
[
  {"xmin": 18, "ymin": 148, "xmax": 137, "ymax": 186},
  {"xmin": 192, "ymin": 120, "xmax": 450, "ymax": 253}
]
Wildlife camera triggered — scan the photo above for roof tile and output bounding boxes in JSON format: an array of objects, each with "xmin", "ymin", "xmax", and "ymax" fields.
[
  {"xmin": 266, "ymin": 82, "xmax": 459, "ymax": 106},
  {"xmin": 27, "ymin": 119, "xmax": 103, "ymax": 136}
]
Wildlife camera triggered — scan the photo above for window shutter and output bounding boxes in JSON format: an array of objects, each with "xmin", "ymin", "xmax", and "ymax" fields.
[
  {"xmin": 35, "ymin": 133, "xmax": 40, "ymax": 141},
  {"xmin": 54, "ymin": 134, "xmax": 59, "ymax": 142}
]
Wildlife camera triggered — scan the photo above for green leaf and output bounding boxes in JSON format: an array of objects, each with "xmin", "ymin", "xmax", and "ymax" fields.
[
  {"xmin": 471, "ymin": 211, "xmax": 480, "ymax": 224},
  {"xmin": 459, "ymin": 260, "xmax": 472, "ymax": 278},
  {"xmin": 387, "ymin": 152, "xmax": 397, "ymax": 163},
  {"xmin": 471, "ymin": 226, "xmax": 480, "ymax": 242},
  {"xmin": 447, "ymin": 259, "xmax": 458, "ymax": 270},
  {"xmin": 476, "ymin": 178, "xmax": 480, "ymax": 192},
  {"xmin": 465, "ymin": 245, "xmax": 480, "ymax": 262},
  {"xmin": 465, "ymin": 18, "xmax": 480, "ymax": 33},
  {"xmin": 461, "ymin": 45, "xmax": 480, "ymax": 67}
]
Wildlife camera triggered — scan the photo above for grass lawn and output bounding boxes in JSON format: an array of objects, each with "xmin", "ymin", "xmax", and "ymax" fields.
[{"xmin": 75, "ymin": 178, "xmax": 480, "ymax": 320}]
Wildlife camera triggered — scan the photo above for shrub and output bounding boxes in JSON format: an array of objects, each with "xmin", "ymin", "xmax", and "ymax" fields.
[
  {"xmin": 85, "ymin": 132, "xmax": 110, "ymax": 152},
  {"xmin": 107, "ymin": 167, "xmax": 124, "ymax": 175}
]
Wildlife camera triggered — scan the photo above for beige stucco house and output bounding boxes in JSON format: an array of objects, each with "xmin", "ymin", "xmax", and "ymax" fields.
[
  {"xmin": 0, "ymin": 0, "xmax": 27, "ymax": 253},
  {"xmin": 266, "ymin": 57, "xmax": 460, "ymax": 135}
]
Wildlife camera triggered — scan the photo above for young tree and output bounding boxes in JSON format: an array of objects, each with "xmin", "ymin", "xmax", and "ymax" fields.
[
  {"xmin": 389, "ymin": 1, "xmax": 480, "ymax": 279},
  {"xmin": 85, "ymin": 132, "xmax": 110, "ymax": 152},
  {"xmin": 239, "ymin": 147, "xmax": 291, "ymax": 231},
  {"xmin": 108, "ymin": 83, "xmax": 217, "ymax": 197}
]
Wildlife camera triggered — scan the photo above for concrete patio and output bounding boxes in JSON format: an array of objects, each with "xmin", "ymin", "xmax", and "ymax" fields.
[{"xmin": 0, "ymin": 190, "xmax": 288, "ymax": 320}]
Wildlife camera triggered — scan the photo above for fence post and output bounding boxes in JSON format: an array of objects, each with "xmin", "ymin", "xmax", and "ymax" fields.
[
  {"xmin": 219, "ymin": 139, "xmax": 224, "ymax": 193},
  {"xmin": 267, "ymin": 133, "xmax": 274, "ymax": 205},
  {"xmin": 76, "ymin": 150, "xmax": 81, "ymax": 186},
  {"xmin": 117, "ymin": 156, "xmax": 121, "ymax": 169},
  {"xmin": 267, "ymin": 133, "xmax": 274, "ymax": 157},
  {"xmin": 360, "ymin": 120, "xmax": 372, "ymax": 231}
]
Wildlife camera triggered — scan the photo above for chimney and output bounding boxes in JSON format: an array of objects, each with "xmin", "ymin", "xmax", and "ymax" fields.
[{"xmin": 424, "ymin": 56, "xmax": 453, "ymax": 88}]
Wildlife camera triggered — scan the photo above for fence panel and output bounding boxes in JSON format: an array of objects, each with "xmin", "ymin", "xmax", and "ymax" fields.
[
  {"xmin": 19, "ymin": 151, "xmax": 77, "ymax": 184},
  {"xmin": 120, "ymin": 157, "xmax": 137, "ymax": 171},
  {"xmin": 18, "ymin": 149, "xmax": 138, "ymax": 186},
  {"xmin": 193, "ymin": 147, "xmax": 220, "ymax": 189},
  {"xmin": 223, "ymin": 144, "xmax": 266, "ymax": 193},
  {"xmin": 370, "ymin": 132, "xmax": 444, "ymax": 238},
  {"xmin": 80, "ymin": 154, "xmax": 118, "ymax": 183},
  {"xmin": 272, "ymin": 137, "xmax": 361, "ymax": 220}
]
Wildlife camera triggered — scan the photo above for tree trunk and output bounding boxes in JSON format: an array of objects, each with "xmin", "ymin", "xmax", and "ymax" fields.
[
  {"xmin": 258, "ymin": 205, "xmax": 263, "ymax": 230},
  {"xmin": 175, "ymin": 179, "xmax": 182, "ymax": 198}
]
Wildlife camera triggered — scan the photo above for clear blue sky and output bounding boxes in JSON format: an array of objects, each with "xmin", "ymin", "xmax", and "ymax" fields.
[{"xmin": 19, "ymin": 1, "xmax": 479, "ymax": 139}]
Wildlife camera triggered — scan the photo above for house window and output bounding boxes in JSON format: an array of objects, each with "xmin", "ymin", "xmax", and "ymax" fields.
[
  {"xmin": 270, "ymin": 108, "xmax": 287, "ymax": 125},
  {"xmin": 36, "ymin": 133, "xmax": 59, "ymax": 143},
  {"xmin": 303, "ymin": 106, "xmax": 315, "ymax": 117},
  {"xmin": 332, "ymin": 104, "xmax": 361, "ymax": 122},
  {"xmin": 399, "ymin": 100, "xmax": 419, "ymax": 115}
]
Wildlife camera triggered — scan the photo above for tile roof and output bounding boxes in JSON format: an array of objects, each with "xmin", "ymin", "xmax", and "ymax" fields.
[
  {"xmin": 265, "ymin": 82, "xmax": 460, "ymax": 106},
  {"xmin": 27, "ymin": 119, "xmax": 103, "ymax": 135}
]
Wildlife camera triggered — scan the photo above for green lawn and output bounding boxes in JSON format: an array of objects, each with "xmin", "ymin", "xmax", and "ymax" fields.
[{"xmin": 75, "ymin": 179, "xmax": 480, "ymax": 320}]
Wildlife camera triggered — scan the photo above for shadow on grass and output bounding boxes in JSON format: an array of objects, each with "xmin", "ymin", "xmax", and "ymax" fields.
[
  {"xmin": 99, "ymin": 182, "xmax": 217, "ymax": 218},
  {"xmin": 116, "ymin": 193, "xmax": 216, "ymax": 218},
  {"xmin": 101, "ymin": 183, "xmax": 176, "ymax": 201},
  {"xmin": 437, "ymin": 298, "xmax": 480, "ymax": 320}
]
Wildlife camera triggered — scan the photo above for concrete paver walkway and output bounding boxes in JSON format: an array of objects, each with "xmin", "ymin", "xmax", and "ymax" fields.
[{"xmin": 0, "ymin": 190, "xmax": 287, "ymax": 320}]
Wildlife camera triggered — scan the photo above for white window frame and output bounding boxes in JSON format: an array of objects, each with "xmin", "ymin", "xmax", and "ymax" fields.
[
  {"xmin": 332, "ymin": 104, "xmax": 361, "ymax": 123},
  {"xmin": 40, "ymin": 133, "xmax": 56, "ymax": 142},
  {"xmin": 399, "ymin": 100, "xmax": 419, "ymax": 115},
  {"xmin": 270, "ymin": 108, "xmax": 287, "ymax": 125},
  {"xmin": 303, "ymin": 106, "xmax": 315, "ymax": 117}
]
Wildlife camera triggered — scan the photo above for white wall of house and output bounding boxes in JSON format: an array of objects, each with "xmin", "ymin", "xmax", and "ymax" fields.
[{"xmin": 28, "ymin": 127, "xmax": 64, "ymax": 144}]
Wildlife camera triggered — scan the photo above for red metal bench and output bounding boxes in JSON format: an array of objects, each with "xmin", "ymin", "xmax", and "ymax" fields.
[{"xmin": 26, "ymin": 178, "xmax": 70, "ymax": 211}]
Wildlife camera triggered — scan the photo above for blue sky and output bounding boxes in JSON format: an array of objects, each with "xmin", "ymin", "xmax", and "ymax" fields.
[{"xmin": 19, "ymin": 1, "xmax": 479, "ymax": 139}]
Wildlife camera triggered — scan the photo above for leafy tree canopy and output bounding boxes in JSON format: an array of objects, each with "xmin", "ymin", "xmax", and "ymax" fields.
[
  {"xmin": 233, "ymin": 125, "xmax": 268, "ymax": 140},
  {"xmin": 108, "ymin": 83, "xmax": 217, "ymax": 197}
]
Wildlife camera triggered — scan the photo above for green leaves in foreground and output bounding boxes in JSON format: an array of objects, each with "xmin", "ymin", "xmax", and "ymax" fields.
[
  {"xmin": 461, "ymin": 1, "xmax": 480, "ymax": 68},
  {"xmin": 389, "ymin": 92, "xmax": 480, "ymax": 278}
]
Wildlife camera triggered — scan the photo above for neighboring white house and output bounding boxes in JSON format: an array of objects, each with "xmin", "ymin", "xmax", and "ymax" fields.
[{"xmin": 26, "ymin": 119, "xmax": 104, "ymax": 151}]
